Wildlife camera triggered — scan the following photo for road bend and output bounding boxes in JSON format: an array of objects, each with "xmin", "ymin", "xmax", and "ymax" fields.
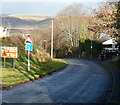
[{"xmin": 1, "ymin": 59, "xmax": 112, "ymax": 103}]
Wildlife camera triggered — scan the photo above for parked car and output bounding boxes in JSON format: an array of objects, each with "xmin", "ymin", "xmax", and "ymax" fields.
[{"xmin": 107, "ymin": 50, "xmax": 120, "ymax": 56}]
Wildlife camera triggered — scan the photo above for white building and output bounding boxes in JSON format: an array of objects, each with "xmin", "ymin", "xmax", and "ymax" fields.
[
  {"xmin": 102, "ymin": 38, "xmax": 118, "ymax": 52},
  {"xmin": 0, "ymin": 27, "xmax": 8, "ymax": 37}
]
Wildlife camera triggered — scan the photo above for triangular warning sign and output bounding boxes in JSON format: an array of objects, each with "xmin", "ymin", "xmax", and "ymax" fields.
[{"xmin": 25, "ymin": 36, "xmax": 33, "ymax": 44}]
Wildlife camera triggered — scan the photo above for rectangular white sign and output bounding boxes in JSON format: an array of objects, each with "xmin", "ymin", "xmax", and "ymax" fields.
[{"xmin": 0, "ymin": 46, "xmax": 18, "ymax": 58}]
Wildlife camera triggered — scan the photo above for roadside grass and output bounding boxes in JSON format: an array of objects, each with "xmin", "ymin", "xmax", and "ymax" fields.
[
  {"xmin": 0, "ymin": 36, "xmax": 67, "ymax": 87},
  {"xmin": 1, "ymin": 59, "xmax": 67, "ymax": 85}
]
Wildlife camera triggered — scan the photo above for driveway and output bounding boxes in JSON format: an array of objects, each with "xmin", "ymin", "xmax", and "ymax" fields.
[{"xmin": 1, "ymin": 59, "xmax": 112, "ymax": 103}]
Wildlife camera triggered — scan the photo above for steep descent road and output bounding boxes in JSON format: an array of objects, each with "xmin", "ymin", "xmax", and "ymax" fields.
[{"xmin": 2, "ymin": 59, "xmax": 112, "ymax": 103}]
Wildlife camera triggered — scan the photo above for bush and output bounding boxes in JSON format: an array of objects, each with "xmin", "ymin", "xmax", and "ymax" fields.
[
  {"xmin": 79, "ymin": 39, "xmax": 103, "ymax": 59},
  {"xmin": 54, "ymin": 39, "xmax": 103, "ymax": 59}
]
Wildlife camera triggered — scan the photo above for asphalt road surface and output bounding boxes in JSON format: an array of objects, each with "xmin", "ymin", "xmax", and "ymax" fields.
[{"xmin": 1, "ymin": 59, "xmax": 112, "ymax": 103}]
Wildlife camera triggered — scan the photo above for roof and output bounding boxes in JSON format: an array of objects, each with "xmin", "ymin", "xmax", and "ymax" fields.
[
  {"xmin": 102, "ymin": 38, "xmax": 117, "ymax": 45},
  {"xmin": 100, "ymin": 33, "xmax": 111, "ymax": 39}
]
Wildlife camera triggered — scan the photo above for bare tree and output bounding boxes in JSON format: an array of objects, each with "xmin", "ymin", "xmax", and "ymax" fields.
[{"xmin": 54, "ymin": 3, "xmax": 89, "ymax": 51}]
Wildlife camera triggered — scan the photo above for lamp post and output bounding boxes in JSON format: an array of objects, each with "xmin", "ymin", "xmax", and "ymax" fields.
[{"xmin": 91, "ymin": 40, "xmax": 93, "ymax": 58}]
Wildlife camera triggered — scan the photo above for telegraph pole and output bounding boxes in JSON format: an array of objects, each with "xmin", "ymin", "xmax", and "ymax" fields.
[
  {"xmin": 8, "ymin": 21, "xmax": 11, "ymax": 36},
  {"xmin": 51, "ymin": 20, "xmax": 53, "ymax": 58}
]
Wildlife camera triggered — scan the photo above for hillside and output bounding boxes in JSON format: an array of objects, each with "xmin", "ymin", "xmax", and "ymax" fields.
[
  {"xmin": 1, "ymin": 14, "xmax": 54, "ymax": 28},
  {"xmin": 2, "ymin": 16, "xmax": 36, "ymax": 27},
  {"xmin": 0, "ymin": 36, "xmax": 67, "ymax": 87},
  {"xmin": 8, "ymin": 14, "xmax": 54, "ymax": 21},
  {"xmin": 2, "ymin": 16, "xmax": 53, "ymax": 28}
]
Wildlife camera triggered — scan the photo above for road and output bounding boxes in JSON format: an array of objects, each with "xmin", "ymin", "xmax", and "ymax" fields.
[{"xmin": 1, "ymin": 59, "xmax": 112, "ymax": 103}]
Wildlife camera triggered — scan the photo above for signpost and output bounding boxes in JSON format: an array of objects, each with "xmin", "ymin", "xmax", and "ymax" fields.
[
  {"xmin": 0, "ymin": 46, "xmax": 18, "ymax": 68},
  {"xmin": 25, "ymin": 34, "xmax": 33, "ymax": 71}
]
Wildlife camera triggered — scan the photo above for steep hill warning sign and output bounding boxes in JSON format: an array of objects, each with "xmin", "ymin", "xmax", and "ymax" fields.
[
  {"xmin": 25, "ymin": 36, "xmax": 33, "ymax": 44},
  {"xmin": 0, "ymin": 46, "xmax": 18, "ymax": 58}
]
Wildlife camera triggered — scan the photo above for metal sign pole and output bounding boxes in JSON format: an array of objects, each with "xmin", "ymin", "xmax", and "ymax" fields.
[
  {"xmin": 4, "ymin": 57, "xmax": 6, "ymax": 68},
  {"xmin": 13, "ymin": 58, "xmax": 15, "ymax": 68},
  {"xmin": 28, "ymin": 50, "xmax": 30, "ymax": 71}
]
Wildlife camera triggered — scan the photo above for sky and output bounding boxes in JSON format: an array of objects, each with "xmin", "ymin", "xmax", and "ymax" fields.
[
  {"xmin": 1, "ymin": 2, "xmax": 72, "ymax": 14},
  {"xmin": 0, "ymin": 0, "xmax": 108, "ymax": 2},
  {"xmin": 0, "ymin": 0, "xmax": 107, "ymax": 15},
  {"xmin": 0, "ymin": 0, "xmax": 114, "ymax": 14},
  {"xmin": 1, "ymin": 2, "xmax": 100, "ymax": 15}
]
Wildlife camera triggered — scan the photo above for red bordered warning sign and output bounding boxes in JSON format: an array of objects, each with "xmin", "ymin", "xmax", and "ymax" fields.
[{"xmin": 25, "ymin": 36, "xmax": 34, "ymax": 44}]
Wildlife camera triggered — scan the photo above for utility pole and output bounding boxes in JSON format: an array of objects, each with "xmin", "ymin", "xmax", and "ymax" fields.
[
  {"xmin": 51, "ymin": 20, "xmax": 53, "ymax": 58},
  {"xmin": 8, "ymin": 21, "xmax": 10, "ymax": 36}
]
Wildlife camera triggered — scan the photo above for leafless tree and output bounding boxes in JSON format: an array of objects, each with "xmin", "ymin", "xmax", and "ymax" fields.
[{"xmin": 53, "ymin": 3, "xmax": 89, "ymax": 52}]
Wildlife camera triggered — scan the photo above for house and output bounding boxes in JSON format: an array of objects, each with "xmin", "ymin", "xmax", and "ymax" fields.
[
  {"xmin": 0, "ymin": 27, "xmax": 8, "ymax": 38},
  {"xmin": 102, "ymin": 38, "xmax": 119, "ymax": 53}
]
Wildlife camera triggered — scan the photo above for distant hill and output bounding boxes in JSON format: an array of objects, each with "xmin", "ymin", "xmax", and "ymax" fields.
[
  {"xmin": 1, "ymin": 14, "xmax": 54, "ymax": 28},
  {"xmin": 8, "ymin": 14, "xmax": 54, "ymax": 21},
  {"xmin": 2, "ymin": 16, "xmax": 35, "ymax": 27},
  {"xmin": 2, "ymin": 16, "xmax": 52, "ymax": 27}
]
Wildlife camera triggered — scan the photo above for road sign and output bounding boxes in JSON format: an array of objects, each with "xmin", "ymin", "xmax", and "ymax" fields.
[
  {"xmin": 0, "ymin": 46, "xmax": 18, "ymax": 58},
  {"xmin": 25, "ymin": 36, "xmax": 33, "ymax": 44},
  {"xmin": 25, "ymin": 44, "xmax": 33, "ymax": 51},
  {"xmin": 25, "ymin": 34, "xmax": 33, "ymax": 72}
]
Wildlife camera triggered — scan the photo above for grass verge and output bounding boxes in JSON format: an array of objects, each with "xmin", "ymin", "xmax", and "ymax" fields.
[{"xmin": 0, "ymin": 59, "xmax": 67, "ymax": 89}]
